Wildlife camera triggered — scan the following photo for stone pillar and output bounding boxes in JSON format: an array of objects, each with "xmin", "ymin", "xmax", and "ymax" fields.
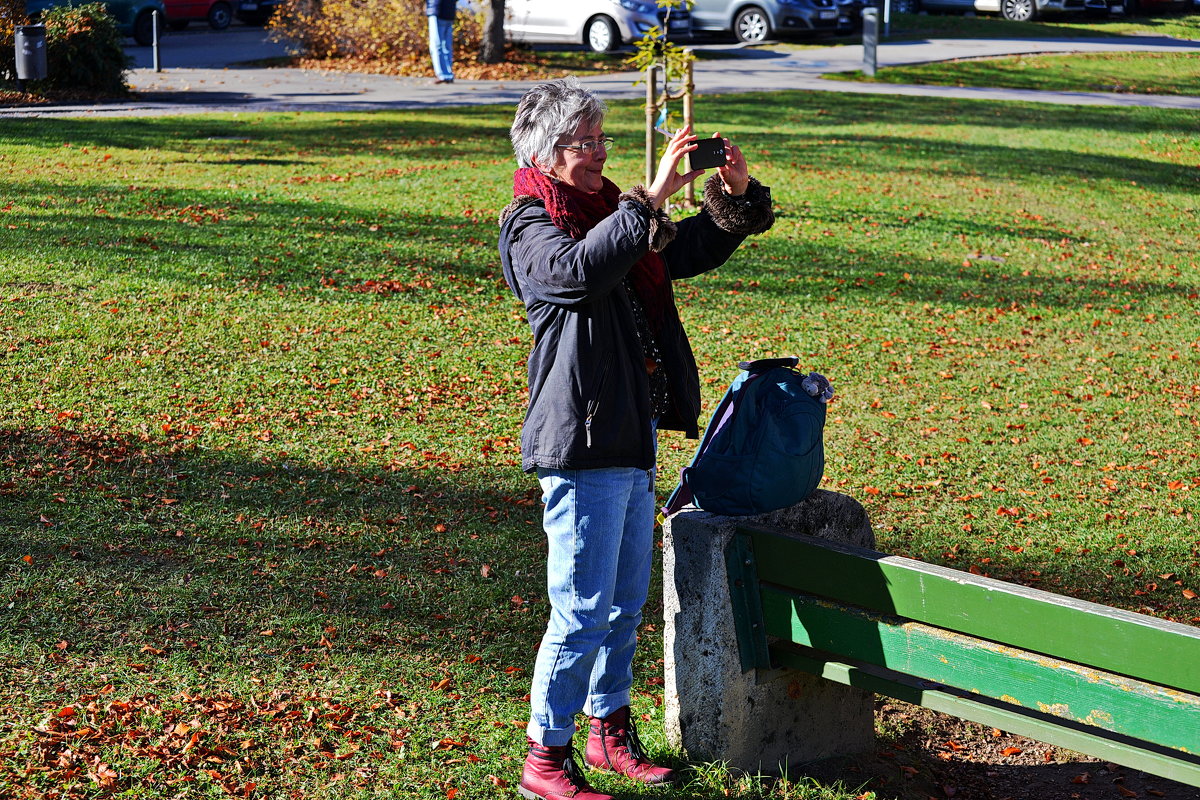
[{"xmin": 662, "ymin": 489, "xmax": 876, "ymax": 773}]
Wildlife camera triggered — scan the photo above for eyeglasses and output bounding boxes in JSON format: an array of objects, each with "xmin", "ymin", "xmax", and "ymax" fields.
[{"xmin": 555, "ymin": 137, "xmax": 616, "ymax": 155}]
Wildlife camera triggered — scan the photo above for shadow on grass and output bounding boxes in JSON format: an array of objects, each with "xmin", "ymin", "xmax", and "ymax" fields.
[
  {"xmin": 807, "ymin": 131, "xmax": 1198, "ymax": 195},
  {"xmin": 0, "ymin": 183, "xmax": 508, "ymax": 289},
  {"xmin": 705, "ymin": 89, "xmax": 1200, "ymax": 143},
  {"xmin": 1, "ymin": 91, "xmax": 1195, "ymax": 315},
  {"xmin": 0, "ymin": 425, "xmax": 545, "ymax": 665},
  {"xmin": 2, "ymin": 182, "xmax": 1194, "ymax": 315},
  {"xmin": 706, "ymin": 214, "xmax": 1196, "ymax": 310},
  {"xmin": 3, "ymin": 90, "xmax": 1198, "ymax": 159},
  {"xmin": 0, "ymin": 107, "xmax": 513, "ymax": 156}
]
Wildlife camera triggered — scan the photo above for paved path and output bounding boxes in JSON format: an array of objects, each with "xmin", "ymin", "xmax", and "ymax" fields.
[{"xmin": 5, "ymin": 31, "xmax": 1200, "ymax": 117}]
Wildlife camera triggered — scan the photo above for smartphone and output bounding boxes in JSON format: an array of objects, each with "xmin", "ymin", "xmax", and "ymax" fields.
[{"xmin": 686, "ymin": 137, "xmax": 727, "ymax": 171}]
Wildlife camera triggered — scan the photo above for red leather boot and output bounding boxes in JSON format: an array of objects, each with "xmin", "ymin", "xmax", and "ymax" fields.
[
  {"xmin": 518, "ymin": 740, "xmax": 614, "ymax": 800},
  {"xmin": 585, "ymin": 706, "xmax": 676, "ymax": 785}
]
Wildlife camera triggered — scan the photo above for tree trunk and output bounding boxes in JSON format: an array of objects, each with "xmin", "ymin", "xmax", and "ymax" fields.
[{"xmin": 479, "ymin": 0, "xmax": 505, "ymax": 64}]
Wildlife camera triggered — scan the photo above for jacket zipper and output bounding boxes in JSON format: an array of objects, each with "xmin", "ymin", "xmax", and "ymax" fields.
[{"xmin": 584, "ymin": 354, "xmax": 613, "ymax": 448}]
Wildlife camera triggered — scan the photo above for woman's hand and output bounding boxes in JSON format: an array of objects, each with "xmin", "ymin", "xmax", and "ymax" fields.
[
  {"xmin": 712, "ymin": 131, "xmax": 749, "ymax": 197},
  {"xmin": 646, "ymin": 125, "xmax": 705, "ymax": 210}
]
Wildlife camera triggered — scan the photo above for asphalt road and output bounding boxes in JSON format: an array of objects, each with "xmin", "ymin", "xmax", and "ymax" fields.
[{"xmin": 124, "ymin": 22, "xmax": 292, "ymax": 69}]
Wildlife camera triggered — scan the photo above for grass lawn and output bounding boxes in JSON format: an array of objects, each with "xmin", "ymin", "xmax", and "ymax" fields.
[
  {"xmin": 829, "ymin": 49, "xmax": 1200, "ymax": 93},
  {"xmin": 1, "ymin": 91, "xmax": 1198, "ymax": 799}
]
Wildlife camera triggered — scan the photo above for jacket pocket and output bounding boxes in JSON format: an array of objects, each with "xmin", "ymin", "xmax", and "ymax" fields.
[{"xmin": 584, "ymin": 352, "xmax": 614, "ymax": 449}]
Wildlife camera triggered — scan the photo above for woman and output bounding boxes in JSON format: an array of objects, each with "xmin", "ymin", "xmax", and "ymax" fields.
[{"xmin": 499, "ymin": 77, "xmax": 774, "ymax": 800}]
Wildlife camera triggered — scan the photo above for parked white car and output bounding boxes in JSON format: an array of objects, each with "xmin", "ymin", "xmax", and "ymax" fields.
[{"xmin": 504, "ymin": 0, "xmax": 693, "ymax": 52}]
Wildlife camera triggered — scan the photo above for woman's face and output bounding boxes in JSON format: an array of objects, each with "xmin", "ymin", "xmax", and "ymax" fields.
[{"xmin": 546, "ymin": 119, "xmax": 608, "ymax": 194}]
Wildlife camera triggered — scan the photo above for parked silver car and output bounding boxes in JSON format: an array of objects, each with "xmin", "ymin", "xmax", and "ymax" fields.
[
  {"xmin": 691, "ymin": 0, "xmax": 846, "ymax": 42},
  {"xmin": 504, "ymin": 0, "xmax": 692, "ymax": 52}
]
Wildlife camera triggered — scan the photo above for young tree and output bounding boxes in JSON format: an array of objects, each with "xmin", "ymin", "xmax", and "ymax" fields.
[{"xmin": 479, "ymin": 0, "xmax": 505, "ymax": 64}]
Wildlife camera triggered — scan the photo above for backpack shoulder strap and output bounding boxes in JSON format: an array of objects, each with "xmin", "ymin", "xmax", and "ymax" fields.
[
  {"xmin": 737, "ymin": 356, "xmax": 799, "ymax": 373},
  {"xmin": 662, "ymin": 378, "xmax": 739, "ymax": 517}
]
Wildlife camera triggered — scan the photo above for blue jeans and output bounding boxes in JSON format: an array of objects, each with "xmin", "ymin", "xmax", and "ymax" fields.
[
  {"xmin": 527, "ymin": 461, "xmax": 657, "ymax": 746},
  {"xmin": 428, "ymin": 16, "xmax": 453, "ymax": 81}
]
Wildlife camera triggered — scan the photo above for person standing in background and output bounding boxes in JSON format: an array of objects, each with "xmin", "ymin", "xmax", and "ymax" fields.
[{"xmin": 426, "ymin": 0, "xmax": 456, "ymax": 84}]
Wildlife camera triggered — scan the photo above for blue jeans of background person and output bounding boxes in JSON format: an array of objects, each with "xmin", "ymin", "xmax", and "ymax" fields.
[
  {"xmin": 527, "ymin": 459, "xmax": 658, "ymax": 746},
  {"xmin": 428, "ymin": 16, "xmax": 453, "ymax": 82}
]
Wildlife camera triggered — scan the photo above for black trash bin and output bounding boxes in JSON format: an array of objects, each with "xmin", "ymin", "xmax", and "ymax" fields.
[{"xmin": 15, "ymin": 24, "xmax": 49, "ymax": 83}]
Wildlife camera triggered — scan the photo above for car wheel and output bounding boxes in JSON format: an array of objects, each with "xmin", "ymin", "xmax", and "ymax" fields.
[
  {"xmin": 734, "ymin": 6, "xmax": 771, "ymax": 43},
  {"xmin": 892, "ymin": 0, "xmax": 919, "ymax": 12},
  {"xmin": 207, "ymin": 1, "xmax": 233, "ymax": 28},
  {"xmin": 999, "ymin": 0, "xmax": 1037, "ymax": 19},
  {"xmin": 133, "ymin": 9, "xmax": 157, "ymax": 45},
  {"xmin": 584, "ymin": 15, "xmax": 618, "ymax": 52}
]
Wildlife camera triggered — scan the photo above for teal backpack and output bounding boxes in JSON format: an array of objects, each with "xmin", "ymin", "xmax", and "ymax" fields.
[{"xmin": 664, "ymin": 358, "xmax": 830, "ymax": 517}]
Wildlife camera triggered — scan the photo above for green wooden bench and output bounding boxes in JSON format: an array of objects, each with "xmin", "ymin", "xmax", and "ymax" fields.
[{"xmin": 725, "ymin": 525, "xmax": 1200, "ymax": 787}]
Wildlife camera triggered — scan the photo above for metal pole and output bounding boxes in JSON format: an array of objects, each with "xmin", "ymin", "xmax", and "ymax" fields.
[
  {"xmin": 645, "ymin": 65, "xmax": 657, "ymax": 187},
  {"xmin": 861, "ymin": 8, "xmax": 878, "ymax": 78},
  {"xmin": 153, "ymin": 10, "xmax": 161, "ymax": 72}
]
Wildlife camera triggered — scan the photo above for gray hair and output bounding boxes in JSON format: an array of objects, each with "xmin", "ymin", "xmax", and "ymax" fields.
[{"xmin": 510, "ymin": 77, "xmax": 607, "ymax": 169}]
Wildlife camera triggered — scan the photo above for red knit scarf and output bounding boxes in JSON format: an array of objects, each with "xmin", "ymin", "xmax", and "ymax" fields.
[{"xmin": 512, "ymin": 167, "xmax": 673, "ymax": 333}]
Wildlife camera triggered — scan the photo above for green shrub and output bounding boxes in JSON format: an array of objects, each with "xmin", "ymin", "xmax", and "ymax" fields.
[{"xmin": 33, "ymin": 2, "xmax": 131, "ymax": 95}]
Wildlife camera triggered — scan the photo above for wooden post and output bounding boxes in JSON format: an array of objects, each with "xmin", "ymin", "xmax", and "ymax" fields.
[
  {"xmin": 682, "ymin": 51, "xmax": 696, "ymax": 206},
  {"xmin": 645, "ymin": 66, "xmax": 658, "ymax": 187}
]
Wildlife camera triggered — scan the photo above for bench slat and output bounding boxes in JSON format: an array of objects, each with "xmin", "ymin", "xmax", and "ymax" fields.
[
  {"xmin": 760, "ymin": 588, "xmax": 1200, "ymax": 755},
  {"xmin": 770, "ymin": 643, "xmax": 1200, "ymax": 789},
  {"xmin": 741, "ymin": 527, "xmax": 1200, "ymax": 695}
]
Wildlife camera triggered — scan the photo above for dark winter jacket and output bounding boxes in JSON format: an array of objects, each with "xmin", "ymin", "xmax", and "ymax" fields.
[
  {"xmin": 498, "ymin": 173, "xmax": 774, "ymax": 473},
  {"xmin": 426, "ymin": 0, "xmax": 455, "ymax": 19}
]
